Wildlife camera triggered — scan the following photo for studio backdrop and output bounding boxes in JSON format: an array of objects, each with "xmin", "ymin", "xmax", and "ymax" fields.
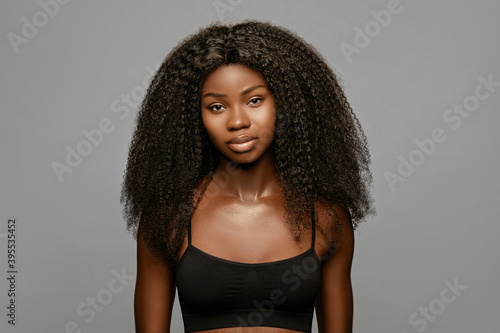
[{"xmin": 1, "ymin": 0, "xmax": 499, "ymax": 332}]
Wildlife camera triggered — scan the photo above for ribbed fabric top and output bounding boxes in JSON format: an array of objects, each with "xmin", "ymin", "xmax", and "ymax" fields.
[{"xmin": 175, "ymin": 213, "xmax": 321, "ymax": 332}]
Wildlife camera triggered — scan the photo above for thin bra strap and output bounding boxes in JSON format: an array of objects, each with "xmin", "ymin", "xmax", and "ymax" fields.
[{"xmin": 311, "ymin": 208, "xmax": 316, "ymax": 249}]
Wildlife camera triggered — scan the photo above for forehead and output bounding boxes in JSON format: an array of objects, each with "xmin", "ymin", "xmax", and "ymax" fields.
[{"xmin": 201, "ymin": 64, "xmax": 267, "ymax": 93}]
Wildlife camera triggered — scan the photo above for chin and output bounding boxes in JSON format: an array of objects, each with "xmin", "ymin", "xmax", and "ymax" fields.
[
  {"xmin": 228, "ymin": 156, "xmax": 257, "ymax": 166},
  {"xmin": 222, "ymin": 151, "xmax": 261, "ymax": 166}
]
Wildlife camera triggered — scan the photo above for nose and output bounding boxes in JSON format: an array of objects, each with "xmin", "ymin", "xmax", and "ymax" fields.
[{"xmin": 227, "ymin": 105, "xmax": 251, "ymax": 131}]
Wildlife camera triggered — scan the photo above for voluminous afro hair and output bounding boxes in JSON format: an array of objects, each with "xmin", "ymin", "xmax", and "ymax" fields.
[{"xmin": 120, "ymin": 19, "xmax": 375, "ymax": 267}]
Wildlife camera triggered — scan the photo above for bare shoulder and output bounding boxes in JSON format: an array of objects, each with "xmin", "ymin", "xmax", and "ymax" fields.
[{"xmin": 314, "ymin": 200, "xmax": 354, "ymax": 260}]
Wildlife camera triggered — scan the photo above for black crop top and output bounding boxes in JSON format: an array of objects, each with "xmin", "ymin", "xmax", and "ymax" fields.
[{"xmin": 175, "ymin": 213, "xmax": 322, "ymax": 332}]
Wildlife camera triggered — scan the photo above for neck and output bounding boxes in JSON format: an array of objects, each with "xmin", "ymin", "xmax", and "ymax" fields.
[{"xmin": 213, "ymin": 148, "xmax": 279, "ymax": 201}]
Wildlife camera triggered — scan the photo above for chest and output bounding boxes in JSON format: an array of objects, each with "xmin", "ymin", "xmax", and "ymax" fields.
[{"xmin": 175, "ymin": 242, "xmax": 321, "ymax": 331}]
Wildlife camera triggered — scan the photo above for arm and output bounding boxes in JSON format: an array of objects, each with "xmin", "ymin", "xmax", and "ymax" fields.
[
  {"xmin": 134, "ymin": 231, "xmax": 176, "ymax": 333},
  {"xmin": 315, "ymin": 205, "xmax": 354, "ymax": 333}
]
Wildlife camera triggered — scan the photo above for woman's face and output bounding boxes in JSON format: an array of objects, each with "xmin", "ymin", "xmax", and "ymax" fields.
[{"xmin": 201, "ymin": 64, "xmax": 276, "ymax": 165}]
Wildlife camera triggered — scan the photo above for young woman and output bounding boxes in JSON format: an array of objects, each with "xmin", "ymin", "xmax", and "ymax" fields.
[{"xmin": 121, "ymin": 19, "xmax": 375, "ymax": 333}]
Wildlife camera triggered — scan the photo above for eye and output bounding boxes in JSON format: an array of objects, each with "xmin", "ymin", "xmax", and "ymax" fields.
[
  {"xmin": 248, "ymin": 98, "xmax": 262, "ymax": 106},
  {"xmin": 208, "ymin": 104, "xmax": 225, "ymax": 112}
]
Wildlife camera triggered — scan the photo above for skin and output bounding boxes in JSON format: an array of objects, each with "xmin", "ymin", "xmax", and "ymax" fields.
[{"xmin": 134, "ymin": 64, "xmax": 355, "ymax": 333}]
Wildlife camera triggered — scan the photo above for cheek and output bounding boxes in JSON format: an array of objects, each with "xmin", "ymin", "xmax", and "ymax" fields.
[
  {"xmin": 255, "ymin": 113, "xmax": 276, "ymax": 144},
  {"xmin": 202, "ymin": 120, "xmax": 228, "ymax": 153},
  {"xmin": 201, "ymin": 113, "xmax": 218, "ymax": 139},
  {"xmin": 203, "ymin": 124, "xmax": 219, "ymax": 144}
]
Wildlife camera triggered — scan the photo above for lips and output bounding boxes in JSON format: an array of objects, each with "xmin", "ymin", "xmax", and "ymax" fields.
[{"xmin": 226, "ymin": 135, "xmax": 258, "ymax": 153}]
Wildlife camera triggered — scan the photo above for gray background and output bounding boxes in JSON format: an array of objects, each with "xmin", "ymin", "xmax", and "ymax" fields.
[{"xmin": 1, "ymin": 0, "xmax": 499, "ymax": 332}]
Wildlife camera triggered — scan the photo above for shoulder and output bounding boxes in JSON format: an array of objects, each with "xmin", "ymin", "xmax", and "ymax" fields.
[{"xmin": 315, "ymin": 200, "xmax": 354, "ymax": 258}]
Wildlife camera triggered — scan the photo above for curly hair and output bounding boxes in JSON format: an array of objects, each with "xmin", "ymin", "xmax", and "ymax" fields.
[{"xmin": 120, "ymin": 19, "xmax": 375, "ymax": 267}]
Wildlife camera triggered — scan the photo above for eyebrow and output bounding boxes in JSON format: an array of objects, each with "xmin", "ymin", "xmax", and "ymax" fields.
[{"xmin": 202, "ymin": 85, "xmax": 266, "ymax": 98}]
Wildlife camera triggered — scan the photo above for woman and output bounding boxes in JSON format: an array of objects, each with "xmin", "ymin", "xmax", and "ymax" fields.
[{"xmin": 121, "ymin": 19, "xmax": 375, "ymax": 333}]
